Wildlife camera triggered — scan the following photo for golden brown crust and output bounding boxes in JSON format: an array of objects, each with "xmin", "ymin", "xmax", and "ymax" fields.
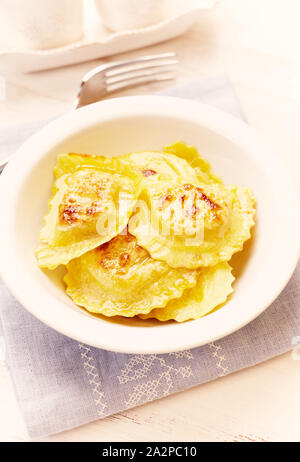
[
  {"xmin": 97, "ymin": 233, "xmax": 149, "ymax": 275},
  {"xmin": 141, "ymin": 169, "xmax": 157, "ymax": 177},
  {"xmin": 59, "ymin": 171, "xmax": 113, "ymax": 225}
]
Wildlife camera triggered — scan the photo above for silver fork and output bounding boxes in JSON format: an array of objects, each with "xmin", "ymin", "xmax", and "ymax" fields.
[
  {"xmin": 0, "ymin": 52, "xmax": 177, "ymax": 173},
  {"xmin": 73, "ymin": 52, "xmax": 177, "ymax": 109}
]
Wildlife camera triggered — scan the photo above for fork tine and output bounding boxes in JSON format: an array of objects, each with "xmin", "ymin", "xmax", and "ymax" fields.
[
  {"xmin": 105, "ymin": 58, "xmax": 178, "ymax": 78},
  {"xmin": 81, "ymin": 53, "xmax": 177, "ymax": 84},
  {"xmin": 106, "ymin": 62, "xmax": 178, "ymax": 85},
  {"xmin": 107, "ymin": 72, "xmax": 176, "ymax": 93},
  {"xmin": 102, "ymin": 52, "xmax": 177, "ymax": 75}
]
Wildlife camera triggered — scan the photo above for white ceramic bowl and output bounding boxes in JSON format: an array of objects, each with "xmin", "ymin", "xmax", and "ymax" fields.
[{"xmin": 0, "ymin": 96, "xmax": 299, "ymax": 354}]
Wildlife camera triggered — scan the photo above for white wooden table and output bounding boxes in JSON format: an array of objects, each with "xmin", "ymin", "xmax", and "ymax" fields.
[{"xmin": 0, "ymin": 0, "xmax": 300, "ymax": 442}]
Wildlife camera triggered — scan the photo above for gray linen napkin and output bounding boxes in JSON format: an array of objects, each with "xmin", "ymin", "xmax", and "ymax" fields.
[{"xmin": 0, "ymin": 77, "xmax": 299, "ymax": 438}]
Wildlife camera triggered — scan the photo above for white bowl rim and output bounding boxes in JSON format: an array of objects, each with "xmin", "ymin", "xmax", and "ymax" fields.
[{"xmin": 0, "ymin": 95, "xmax": 299, "ymax": 354}]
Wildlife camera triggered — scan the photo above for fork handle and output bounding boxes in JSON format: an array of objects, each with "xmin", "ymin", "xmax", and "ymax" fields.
[{"xmin": 0, "ymin": 160, "xmax": 7, "ymax": 174}]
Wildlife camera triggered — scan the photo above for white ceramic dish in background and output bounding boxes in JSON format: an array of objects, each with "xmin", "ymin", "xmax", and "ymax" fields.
[
  {"xmin": 0, "ymin": 96, "xmax": 299, "ymax": 354},
  {"xmin": 94, "ymin": 0, "xmax": 166, "ymax": 32},
  {"xmin": 0, "ymin": 0, "xmax": 83, "ymax": 51},
  {"xmin": 0, "ymin": 0, "xmax": 219, "ymax": 72}
]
